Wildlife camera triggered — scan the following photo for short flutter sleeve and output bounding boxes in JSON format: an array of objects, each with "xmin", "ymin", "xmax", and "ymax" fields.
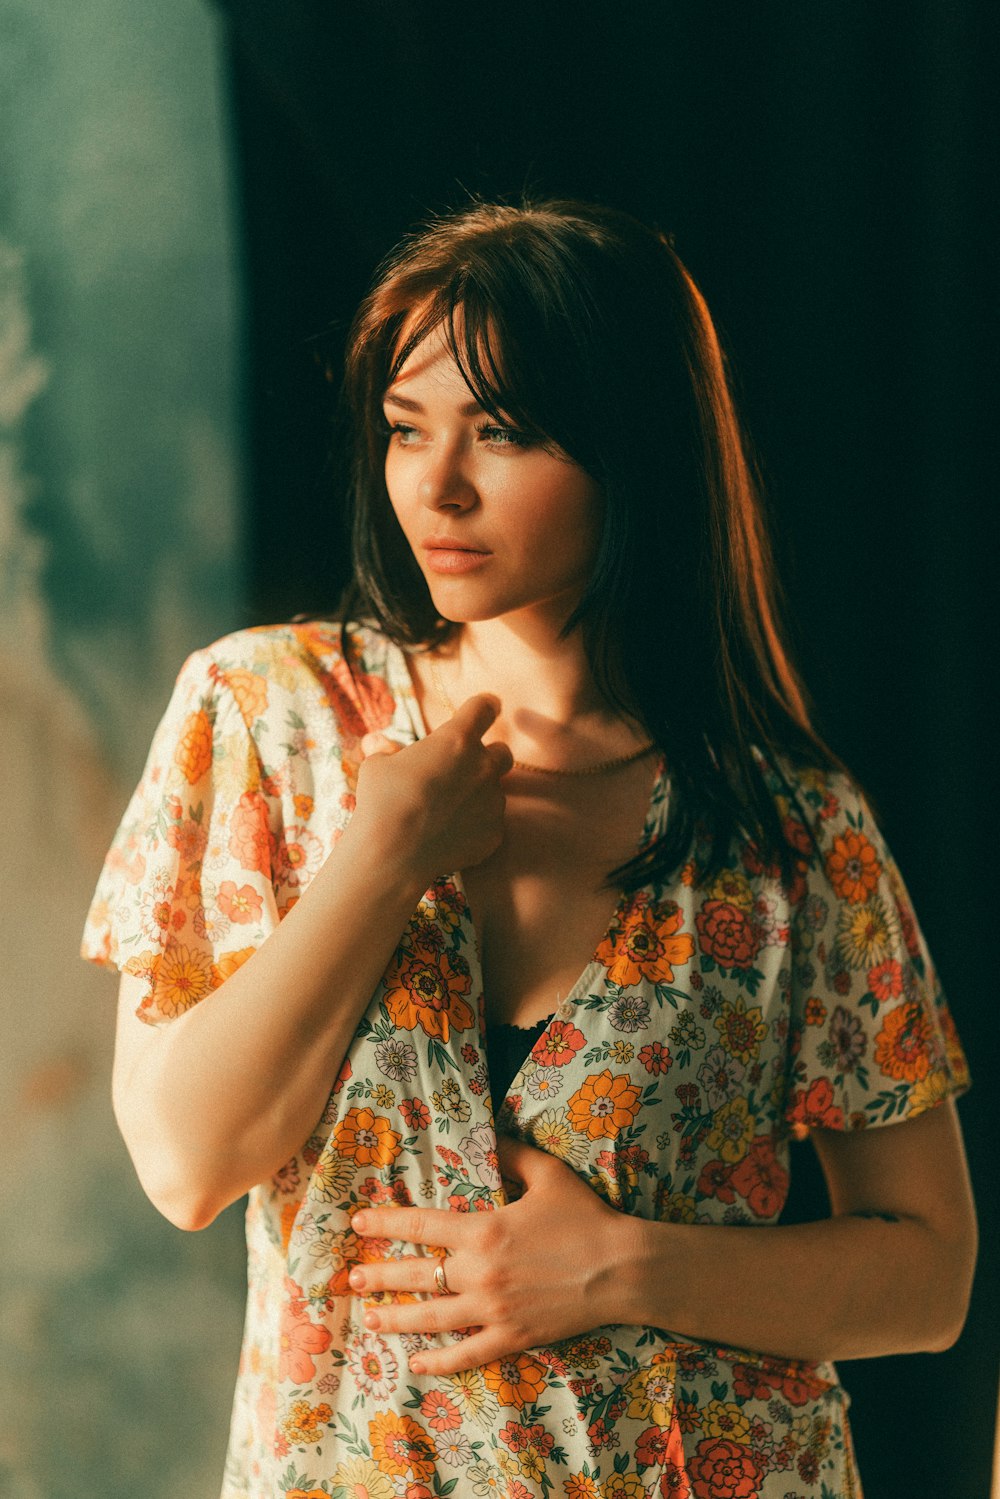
[
  {"xmin": 783, "ymin": 767, "xmax": 970, "ymax": 1132},
  {"xmin": 81, "ymin": 646, "xmax": 279, "ymax": 1025}
]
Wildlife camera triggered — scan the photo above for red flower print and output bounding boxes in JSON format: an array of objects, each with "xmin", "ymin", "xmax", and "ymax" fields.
[
  {"xmin": 696, "ymin": 1159, "xmax": 736, "ymax": 1204},
  {"xmin": 732, "ymin": 1362, "xmax": 773, "ymax": 1401},
  {"xmin": 639, "ymin": 1040, "xmax": 673, "ymax": 1074},
  {"xmin": 400, "ymin": 1097, "xmax": 431, "ymax": 1130},
  {"xmin": 278, "ymin": 1300, "xmax": 332, "ymax": 1385},
  {"xmin": 585, "ymin": 1416, "xmax": 619, "ymax": 1451},
  {"xmin": 688, "ymin": 1436, "xmax": 762, "ymax": 1497},
  {"xmin": 868, "ymin": 958, "xmax": 904, "ymax": 1003},
  {"xmin": 636, "ymin": 1425, "xmax": 672, "ymax": 1465},
  {"xmin": 532, "ymin": 1019, "xmax": 586, "ymax": 1067},
  {"xmin": 695, "ymin": 901, "xmax": 762, "ymax": 970},
  {"xmin": 781, "ymin": 1366, "xmax": 830, "ymax": 1406},
  {"xmin": 786, "ymin": 1075, "xmax": 845, "ymax": 1131},
  {"xmin": 659, "ymin": 1464, "xmax": 693, "ymax": 1498},
  {"xmin": 729, "ymin": 1135, "xmax": 789, "ymax": 1218}
]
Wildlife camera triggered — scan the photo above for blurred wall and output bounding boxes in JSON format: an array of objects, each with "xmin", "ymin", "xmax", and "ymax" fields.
[{"xmin": 0, "ymin": 4, "xmax": 247, "ymax": 1497}]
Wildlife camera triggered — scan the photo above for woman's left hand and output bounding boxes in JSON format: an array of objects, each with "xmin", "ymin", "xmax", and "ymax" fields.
[{"xmin": 348, "ymin": 1134, "xmax": 634, "ymax": 1375}]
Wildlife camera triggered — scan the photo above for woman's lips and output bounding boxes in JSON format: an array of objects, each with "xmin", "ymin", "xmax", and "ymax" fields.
[{"xmin": 423, "ymin": 546, "xmax": 492, "ymax": 574}]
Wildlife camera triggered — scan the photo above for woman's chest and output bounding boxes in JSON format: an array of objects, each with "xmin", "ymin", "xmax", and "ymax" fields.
[{"xmin": 459, "ymin": 772, "xmax": 654, "ymax": 1029}]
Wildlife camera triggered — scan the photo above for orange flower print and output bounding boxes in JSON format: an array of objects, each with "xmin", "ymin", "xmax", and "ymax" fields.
[
  {"xmin": 596, "ymin": 898, "xmax": 695, "ymax": 987},
  {"xmin": 531, "ymin": 1018, "xmax": 585, "ymax": 1067},
  {"xmin": 695, "ymin": 900, "xmax": 762, "ymax": 970},
  {"xmin": 122, "ymin": 949, "xmax": 161, "ymax": 987},
  {"xmin": 383, "ymin": 938, "xmax": 475, "ymax": 1042},
  {"xmin": 149, "ymin": 943, "xmax": 215, "ymax": 1017},
  {"xmin": 213, "ymin": 946, "xmax": 255, "ymax": 984},
  {"xmin": 874, "ymin": 1001, "xmax": 934, "ymax": 1082},
  {"xmin": 333, "ymin": 1107, "xmax": 403, "ymax": 1169},
  {"xmin": 228, "ymin": 790, "xmax": 274, "ymax": 874},
  {"xmin": 278, "ymin": 1299, "xmax": 332, "ymax": 1385},
  {"xmin": 482, "ymin": 1352, "xmax": 548, "ymax": 1409},
  {"xmin": 566, "ymin": 1069, "xmax": 642, "ymax": 1140},
  {"xmin": 217, "ymin": 879, "xmax": 264, "ymax": 924},
  {"xmin": 826, "ymin": 829, "xmax": 882, "ymax": 905},
  {"xmin": 282, "ymin": 1397, "xmax": 332, "ymax": 1444},
  {"xmin": 293, "ymin": 792, "xmax": 314, "ymax": 819},
  {"xmin": 223, "ymin": 666, "xmax": 269, "ymax": 724},
  {"xmin": 174, "ymin": 709, "xmax": 213, "ymax": 785},
  {"xmin": 165, "ymin": 818, "xmax": 208, "ymax": 864},
  {"xmin": 368, "ymin": 1409, "xmax": 436, "ymax": 1480}
]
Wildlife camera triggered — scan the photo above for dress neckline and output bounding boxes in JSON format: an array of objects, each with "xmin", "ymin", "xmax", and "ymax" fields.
[{"xmin": 384, "ymin": 634, "xmax": 670, "ymax": 1114}]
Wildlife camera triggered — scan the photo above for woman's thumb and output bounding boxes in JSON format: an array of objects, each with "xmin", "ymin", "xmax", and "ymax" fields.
[{"xmin": 360, "ymin": 731, "xmax": 403, "ymax": 758}]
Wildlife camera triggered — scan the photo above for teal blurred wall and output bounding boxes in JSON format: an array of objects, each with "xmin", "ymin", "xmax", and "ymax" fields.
[{"xmin": 0, "ymin": 4, "xmax": 249, "ymax": 1496}]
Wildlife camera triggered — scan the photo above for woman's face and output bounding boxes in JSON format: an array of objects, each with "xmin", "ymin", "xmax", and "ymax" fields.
[{"xmin": 382, "ymin": 318, "xmax": 603, "ymax": 628}]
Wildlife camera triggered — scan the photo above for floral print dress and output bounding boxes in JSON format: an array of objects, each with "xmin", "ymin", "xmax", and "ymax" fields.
[{"xmin": 81, "ymin": 620, "xmax": 970, "ymax": 1499}]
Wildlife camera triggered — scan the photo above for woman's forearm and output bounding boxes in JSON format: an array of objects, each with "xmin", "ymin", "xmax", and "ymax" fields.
[
  {"xmin": 613, "ymin": 1205, "xmax": 975, "ymax": 1363},
  {"xmin": 115, "ymin": 818, "xmax": 428, "ymax": 1230}
]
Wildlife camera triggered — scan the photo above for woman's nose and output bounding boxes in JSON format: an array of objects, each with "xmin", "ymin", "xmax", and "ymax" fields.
[{"xmin": 417, "ymin": 444, "xmax": 477, "ymax": 510}]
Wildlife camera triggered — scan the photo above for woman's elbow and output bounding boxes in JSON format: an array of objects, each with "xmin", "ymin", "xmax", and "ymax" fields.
[{"xmin": 923, "ymin": 1214, "xmax": 978, "ymax": 1353}]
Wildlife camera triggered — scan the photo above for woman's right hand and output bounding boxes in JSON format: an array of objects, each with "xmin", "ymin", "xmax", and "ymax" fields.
[{"xmin": 352, "ymin": 693, "xmax": 513, "ymax": 882}]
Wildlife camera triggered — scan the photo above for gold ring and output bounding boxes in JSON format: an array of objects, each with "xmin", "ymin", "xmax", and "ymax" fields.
[{"xmin": 433, "ymin": 1258, "xmax": 452, "ymax": 1296}]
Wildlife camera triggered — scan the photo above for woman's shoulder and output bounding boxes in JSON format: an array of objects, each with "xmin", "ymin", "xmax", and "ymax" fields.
[
  {"xmin": 750, "ymin": 742, "xmax": 871, "ymax": 836},
  {"xmin": 173, "ymin": 617, "xmax": 405, "ymax": 741}
]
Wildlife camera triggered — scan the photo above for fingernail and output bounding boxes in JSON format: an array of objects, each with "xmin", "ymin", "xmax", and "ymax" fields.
[
  {"xmin": 349, "ymin": 1269, "xmax": 365, "ymax": 1290},
  {"xmin": 409, "ymin": 1358, "xmax": 425, "ymax": 1374},
  {"xmin": 352, "ymin": 1213, "xmax": 368, "ymax": 1232}
]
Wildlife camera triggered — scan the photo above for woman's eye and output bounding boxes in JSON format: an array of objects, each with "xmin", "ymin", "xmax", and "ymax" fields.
[
  {"xmin": 475, "ymin": 422, "xmax": 532, "ymax": 448},
  {"xmin": 382, "ymin": 421, "xmax": 419, "ymax": 443}
]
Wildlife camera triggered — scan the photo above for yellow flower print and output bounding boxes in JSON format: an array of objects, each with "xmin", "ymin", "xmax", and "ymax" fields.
[
  {"xmin": 707, "ymin": 1096, "xmax": 755, "ymax": 1163},
  {"xmin": 281, "ymin": 1397, "xmax": 332, "ymax": 1444},
  {"xmin": 908, "ymin": 1068, "xmax": 951, "ymax": 1115},
  {"xmin": 329, "ymin": 1458, "xmax": 394, "ymax": 1499},
  {"xmin": 701, "ymin": 1398, "xmax": 752, "ymax": 1441},
  {"xmin": 602, "ymin": 1474, "xmax": 647, "ymax": 1499},
  {"xmin": 214, "ymin": 730, "xmax": 261, "ymax": 799},
  {"xmin": 834, "ymin": 895, "xmax": 900, "ymax": 971},
  {"xmin": 445, "ymin": 1366, "xmax": 498, "ymax": 1429},
  {"xmin": 656, "ymin": 1187, "xmax": 698, "ymax": 1223},
  {"xmin": 566, "ymin": 1070, "xmax": 642, "ymax": 1140},
  {"xmin": 623, "ymin": 1360, "xmax": 677, "ymax": 1425},
  {"xmin": 707, "ymin": 866, "xmax": 754, "ymax": 911},
  {"xmin": 714, "ymin": 995, "xmax": 768, "ymax": 1064},
  {"xmin": 312, "ymin": 1145, "xmax": 358, "ymax": 1202},
  {"xmin": 523, "ymin": 1111, "xmax": 590, "ymax": 1169}
]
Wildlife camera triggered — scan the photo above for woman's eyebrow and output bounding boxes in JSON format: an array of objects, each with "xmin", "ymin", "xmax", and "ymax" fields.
[{"xmin": 383, "ymin": 390, "xmax": 485, "ymax": 417}]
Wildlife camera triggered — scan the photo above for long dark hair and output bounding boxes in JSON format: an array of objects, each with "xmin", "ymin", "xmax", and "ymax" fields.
[{"xmin": 336, "ymin": 195, "xmax": 847, "ymax": 891}]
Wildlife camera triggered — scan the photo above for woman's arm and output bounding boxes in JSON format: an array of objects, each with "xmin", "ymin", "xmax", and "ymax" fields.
[
  {"xmin": 112, "ymin": 696, "xmax": 511, "ymax": 1232},
  {"xmin": 348, "ymin": 1099, "xmax": 976, "ymax": 1373},
  {"xmin": 619, "ymin": 1098, "xmax": 977, "ymax": 1361}
]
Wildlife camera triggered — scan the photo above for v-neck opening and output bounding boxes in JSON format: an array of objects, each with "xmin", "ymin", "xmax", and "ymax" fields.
[{"xmin": 385, "ymin": 636, "xmax": 670, "ymax": 1118}]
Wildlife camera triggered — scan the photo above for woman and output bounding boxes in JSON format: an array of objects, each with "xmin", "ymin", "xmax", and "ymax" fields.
[{"xmin": 82, "ymin": 198, "xmax": 976, "ymax": 1499}]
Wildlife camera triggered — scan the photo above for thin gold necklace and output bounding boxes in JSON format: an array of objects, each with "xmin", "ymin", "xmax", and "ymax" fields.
[{"xmin": 426, "ymin": 652, "xmax": 656, "ymax": 778}]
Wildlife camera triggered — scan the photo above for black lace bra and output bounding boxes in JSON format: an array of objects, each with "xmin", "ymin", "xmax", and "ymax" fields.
[{"xmin": 485, "ymin": 1012, "xmax": 555, "ymax": 1119}]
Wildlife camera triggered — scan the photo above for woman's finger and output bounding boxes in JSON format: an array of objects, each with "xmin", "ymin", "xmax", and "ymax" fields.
[{"xmin": 350, "ymin": 1254, "xmax": 459, "ymax": 1297}]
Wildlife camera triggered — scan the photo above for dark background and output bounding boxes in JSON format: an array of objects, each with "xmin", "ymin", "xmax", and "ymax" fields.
[{"xmin": 214, "ymin": 4, "xmax": 998, "ymax": 1494}]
